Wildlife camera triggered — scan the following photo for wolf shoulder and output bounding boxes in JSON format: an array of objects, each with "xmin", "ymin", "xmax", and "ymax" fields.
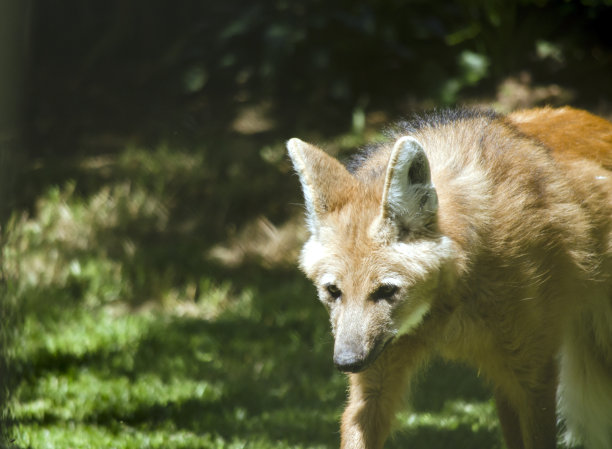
[{"xmin": 354, "ymin": 107, "xmax": 612, "ymax": 279}]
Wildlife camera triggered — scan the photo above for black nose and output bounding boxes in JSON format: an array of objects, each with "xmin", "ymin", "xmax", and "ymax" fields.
[{"xmin": 333, "ymin": 351, "xmax": 366, "ymax": 373}]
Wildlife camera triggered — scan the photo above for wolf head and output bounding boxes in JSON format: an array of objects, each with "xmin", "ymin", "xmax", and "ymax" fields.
[{"xmin": 288, "ymin": 136, "xmax": 456, "ymax": 373}]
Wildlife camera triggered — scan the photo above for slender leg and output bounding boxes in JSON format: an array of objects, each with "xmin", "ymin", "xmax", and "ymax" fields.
[
  {"xmin": 495, "ymin": 391, "xmax": 525, "ymax": 449},
  {"xmin": 518, "ymin": 379, "xmax": 558, "ymax": 449},
  {"xmin": 494, "ymin": 359, "xmax": 558, "ymax": 449},
  {"xmin": 340, "ymin": 336, "xmax": 429, "ymax": 449}
]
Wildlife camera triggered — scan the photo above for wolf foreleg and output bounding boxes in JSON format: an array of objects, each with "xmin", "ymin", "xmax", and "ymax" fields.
[{"xmin": 340, "ymin": 337, "xmax": 428, "ymax": 449}]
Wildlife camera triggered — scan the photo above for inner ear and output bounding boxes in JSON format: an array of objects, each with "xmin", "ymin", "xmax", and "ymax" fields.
[{"xmin": 408, "ymin": 151, "xmax": 428, "ymax": 184}]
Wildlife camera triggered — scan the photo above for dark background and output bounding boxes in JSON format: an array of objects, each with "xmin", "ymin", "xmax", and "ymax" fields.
[{"xmin": 5, "ymin": 0, "xmax": 612, "ymax": 226}]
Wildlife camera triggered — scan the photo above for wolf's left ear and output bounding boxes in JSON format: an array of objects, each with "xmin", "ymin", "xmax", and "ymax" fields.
[
  {"xmin": 380, "ymin": 136, "xmax": 438, "ymax": 231},
  {"xmin": 287, "ymin": 138, "xmax": 357, "ymax": 235}
]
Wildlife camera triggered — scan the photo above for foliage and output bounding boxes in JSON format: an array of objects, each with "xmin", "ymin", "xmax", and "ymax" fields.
[{"xmin": 28, "ymin": 0, "xmax": 612, "ymax": 157}]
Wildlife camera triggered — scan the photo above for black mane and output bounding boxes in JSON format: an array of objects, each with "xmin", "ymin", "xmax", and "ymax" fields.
[{"xmin": 346, "ymin": 107, "xmax": 499, "ymax": 173}]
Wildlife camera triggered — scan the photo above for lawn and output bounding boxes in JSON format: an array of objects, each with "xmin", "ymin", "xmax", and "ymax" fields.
[{"xmin": 3, "ymin": 140, "xmax": 502, "ymax": 449}]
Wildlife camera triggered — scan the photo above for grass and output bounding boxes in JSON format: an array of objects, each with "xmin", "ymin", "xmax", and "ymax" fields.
[{"xmin": 3, "ymin": 140, "xmax": 504, "ymax": 449}]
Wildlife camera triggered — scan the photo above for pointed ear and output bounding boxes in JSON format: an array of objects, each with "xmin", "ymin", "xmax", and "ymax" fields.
[
  {"xmin": 380, "ymin": 136, "xmax": 438, "ymax": 232},
  {"xmin": 287, "ymin": 138, "xmax": 356, "ymax": 235}
]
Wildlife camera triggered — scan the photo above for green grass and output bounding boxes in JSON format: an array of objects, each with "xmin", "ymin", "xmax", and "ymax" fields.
[
  {"xmin": 3, "ymin": 143, "xmax": 503, "ymax": 449},
  {"xmin": 10, "ymin": 300, "xmax": 502, "ymax": 449}
]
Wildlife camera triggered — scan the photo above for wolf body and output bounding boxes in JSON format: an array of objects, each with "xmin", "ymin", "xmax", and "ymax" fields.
[{"xmin": 287, "ymin": 107, "xmax": 612, "ymax": 449}]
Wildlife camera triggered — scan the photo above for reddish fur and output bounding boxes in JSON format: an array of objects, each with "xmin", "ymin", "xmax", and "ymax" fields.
[
  {"xmin": 509, "ymin": 107, "xmax": 612, "ymax": 169},
  {"xmin": 288, "ymin": 108, "xmax": 612, "ymax": 449}
]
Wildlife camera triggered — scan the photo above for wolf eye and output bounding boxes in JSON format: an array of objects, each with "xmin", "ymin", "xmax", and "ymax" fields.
[
  {"xmin": 371, "ymin": 284, "xmax": 399, "ymax": 301},
  {"xmin": 325, "ymin": 284, "xmax": 342, "ymax": 300}
]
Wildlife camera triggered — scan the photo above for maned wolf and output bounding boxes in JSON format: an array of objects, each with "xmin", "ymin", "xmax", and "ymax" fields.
[{"xmin": 287, "ymin": 107, "xmax": 612, "ymax": 449}]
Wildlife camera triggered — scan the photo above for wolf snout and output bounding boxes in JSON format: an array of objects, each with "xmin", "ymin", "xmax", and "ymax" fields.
[
  {"xmin": 333, "ymin": 348, "xmax": 367, "ymax": 373},
  {"xmin": 333, "ymin": 338, "xmax": 372, "ymax": 373},
  {"xmin": 334, "ymin": 335, "xmax": 392, "ymax": 373}
]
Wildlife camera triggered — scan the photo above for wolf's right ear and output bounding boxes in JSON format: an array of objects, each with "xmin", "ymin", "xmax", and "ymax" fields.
[{"xmin": 287, "ymin": 138, "xmax": 356, "ymax": 235}]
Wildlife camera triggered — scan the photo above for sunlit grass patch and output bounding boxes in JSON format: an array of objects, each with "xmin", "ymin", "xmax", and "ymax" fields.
[
  {"xmin": 15, "ymin": 370, "xmax": 224, "ymax": 423},
  {"xmin": 14, "ymin": 423, "xmax": 331, "ymax": 449},
  {"xmin": 398, "ymin": 400, "xmax": 498, "ymax": 433},
  {"xmin": 3, "ymin": 181, "xmax": 168, "ymax": 311},
  {"xmin": 390, "ymin": 400, "xmax": 502, "ymax": 449},
  {"xmin": 161, "ymin": 277, "xmax": 256, "ymax": 320},
  {"xmin": 19, "ymin": 307, "xmax": 147, "ymax": 361}
]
